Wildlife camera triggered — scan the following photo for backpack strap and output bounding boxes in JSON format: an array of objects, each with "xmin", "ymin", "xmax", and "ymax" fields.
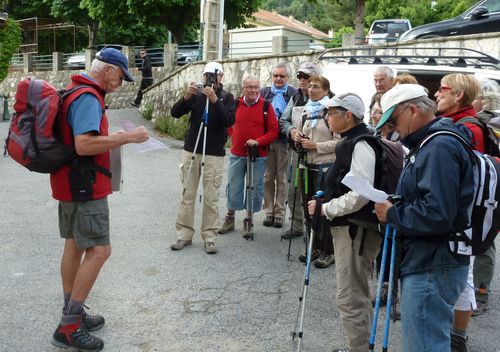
[{"xmin": 263, "ymin": 99, "xmax": 269, "ymax": 135}]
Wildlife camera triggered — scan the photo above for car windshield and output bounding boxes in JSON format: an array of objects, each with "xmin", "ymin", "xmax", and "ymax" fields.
[{"xmin": 372, "ymin": 21, "xmax": 410, "ymax": 34}]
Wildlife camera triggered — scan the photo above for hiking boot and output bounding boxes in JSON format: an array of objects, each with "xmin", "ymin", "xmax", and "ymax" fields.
[
  {"xmin": 273, "ymin": 216, "xmax": 283, "ymax": 228},
  {"xmin": 298, "ymin": 249, "xmax": 321, "ymax": 263},
  {"xmin": 80, "ymin": 306, "xmax": 105, "ymax": 332},
  {"xmin": 472, "ymin": 300, "xmax": 489, "ymax": 317},
  {"xmin": 51, "ymin": 317, "xmax": 104, "ymax": 351},
  {"xmin": 314, "ymin": 253, "xmax": 335, "ymax": 268},
  {"xmin": 204, "ymin": 242, "xmax": 217, "ymax": 254},
  {"xmin": 170, "ymin": 239, "xmax": 192, "ymax": 251},
  {"xmin": 281, "ymin": 229, "xmax": 303, "ymax": 240},
  {"xmin": 129, "ymin": 102, "xmax": 139, "ymax": 108},
  {"xmin": 242, "ymin": 218, "xmax": 254, "ymax": 240},
  {"xmin": 372, "ymin": 282, "xmax": 389, "ymax": 307},
  {"xmin": 263, "ymin": 214, "xmax": 274, "ymax": 227},
  {"xmin": 218, "ymin": 217, "xmax": 235, "ymax": 234},
  {"xmin": 451, "ymin": 333, "xmax": 468, "ymax": 352}
]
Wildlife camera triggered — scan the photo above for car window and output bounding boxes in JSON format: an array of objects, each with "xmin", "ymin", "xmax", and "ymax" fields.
[
  {"xmin": 483, "ymin": 0, "xmax": 500, "ymax": 12},
  {"xmin": 372, "ymin": 22, "xmax": 389, "ymax": 34}
]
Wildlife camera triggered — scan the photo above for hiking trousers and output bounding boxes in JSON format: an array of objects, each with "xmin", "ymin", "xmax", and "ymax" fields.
[
  {"xmin": 331, "ymin": 225, "xmax": 381, "ymax": 352},
  {"xmin": 175, "ymin": 151, "xmax": 224, "ymax": 243},
  {"xmin": 262, "ymin": 141, "xmax": 289, "ymax": 218}
]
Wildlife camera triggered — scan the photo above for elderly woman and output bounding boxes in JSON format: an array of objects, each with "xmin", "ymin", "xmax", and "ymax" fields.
[
  {"xmin": 435, "ymin": 72, "xmax": 482, "ymax": 352},
  {"xmin": 291, "ymin": 75, "xmax": 339, "ymax": 268},
  {"xmin": 434, "ymin": 73, "xmax": 484, "ymax": 152}
]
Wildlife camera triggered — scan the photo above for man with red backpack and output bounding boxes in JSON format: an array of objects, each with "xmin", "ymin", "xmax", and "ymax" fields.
[{"xmin": 50, "ymin": 47, "xmax": 148, "ymax": 351}]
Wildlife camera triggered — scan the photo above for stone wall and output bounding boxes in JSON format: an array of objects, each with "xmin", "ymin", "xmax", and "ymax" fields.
[{"xmin": 1, "ymin": 32, "xmax": 499, "ymax": 116}]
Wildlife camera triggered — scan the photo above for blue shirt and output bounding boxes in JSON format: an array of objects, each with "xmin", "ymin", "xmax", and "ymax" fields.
[{"xmin": 67, "ymin": 74, "xmax": 102, "ymax": 136}]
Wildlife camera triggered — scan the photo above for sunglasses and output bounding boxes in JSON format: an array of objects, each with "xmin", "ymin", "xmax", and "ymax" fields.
[
  {"xmin": 438, "ymin": 84, "xmax": 452, "ymax": 93},
  {"xmin": 296, "ymin": 73, "xmax": 310, "ymax": 80},
  {"xmin": 273, "ymin": 74, "xmax": 287, "ymax": 78},
  {"xmin": 387, "ymin": 104, "xmax": 409, "ymax": 127}
]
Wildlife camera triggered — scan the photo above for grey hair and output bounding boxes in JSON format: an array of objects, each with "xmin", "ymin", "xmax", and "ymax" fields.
[
  {"xmin": 242, "ymin": 74, "xmax": 259, "ymax": 86},
  {"xmin": 375, "ymin": 66, "xmax": 395, "ymax": 79},
  {"xmin": 478, "ymin": 78, "xmax": 500, "ymax": 111},
  {"xmin": 404, "ymin": 96, "xmax": 437, "ymax": 115},
  {"xmin": 90, "ymin": 59, "xmax": 118, "ymax": 73},
  {"xmin": 273, "ymin": 63, "xmax": 289, "ymax": 77}
]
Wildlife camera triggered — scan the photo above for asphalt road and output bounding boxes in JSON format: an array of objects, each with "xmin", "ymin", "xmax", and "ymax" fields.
[{"xmin": 1, "ymin": 108, "xmax": 499, "ymax": 352}]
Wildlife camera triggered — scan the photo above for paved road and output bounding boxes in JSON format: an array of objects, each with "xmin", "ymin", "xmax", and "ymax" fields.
[{"xmin": 1, "ymin": 108, "xmax": 499, "ymax": 352}]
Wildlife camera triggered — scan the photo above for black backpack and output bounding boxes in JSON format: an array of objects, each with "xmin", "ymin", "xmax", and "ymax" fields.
[{"xmin": 457, "ymin": 115, "xmax": 500, "ymax": 157}]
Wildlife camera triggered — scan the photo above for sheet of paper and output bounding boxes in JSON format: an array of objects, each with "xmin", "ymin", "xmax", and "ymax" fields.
[
  {"xmin": 119, "ymin": 120, "xmax": 169, "ymax": 153},
  {"xmin": 341, "ymin": 171, "xmax": 389, "ymax": 203}
]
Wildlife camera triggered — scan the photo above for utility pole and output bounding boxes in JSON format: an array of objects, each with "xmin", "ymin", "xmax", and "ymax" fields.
[{"xmin": 201, "ymin": 0, "xmax": 223, "ymax": 61}]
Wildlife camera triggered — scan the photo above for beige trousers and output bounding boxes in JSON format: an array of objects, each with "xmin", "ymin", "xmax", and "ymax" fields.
[
  {"xmin": 175, "ymin": 151, "xmax": 224, "ymax": 243},
  {"xmin": 262, "ymin": 141, "xmax": 290, "ymax": 218},
  {"xmin": 331, "ymin": 225, "xmax": 382, "ymax": 352}
]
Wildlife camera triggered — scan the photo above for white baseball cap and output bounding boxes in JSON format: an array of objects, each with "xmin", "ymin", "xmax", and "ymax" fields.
[
  {"xmin": 323, "ymin": 93, "xmax": 365, "ymax": 120},
  {"xmin": 376, "ymin": 84, "xmax": 428, "ymax": 130},
  {"xmin": 203, "ymin": 62, "xmax": 223, "ymax": 74}
]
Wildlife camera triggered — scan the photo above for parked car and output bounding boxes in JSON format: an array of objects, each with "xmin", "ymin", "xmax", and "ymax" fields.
[
  {"xmin": 398, "ymin": 0, "xmax": 500, "ymax": 41},
  {"xmin": 65, "ymin": 52, "xmax": 86, "ymax": 69},
  {"xmin": 367, "ymin": 19, "xmax": 412, "ymax": 44},
  {"xmin": 319, "ymin": 46, "xmax": 500, "ymax": 121},
  {"xmin": 177, "ymin": 42, "xmax": 201, "ymax": 65}
]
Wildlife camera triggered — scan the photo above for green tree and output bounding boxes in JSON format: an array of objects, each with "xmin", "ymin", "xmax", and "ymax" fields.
[{"xmin": 0, "ymin": 17, "xmax": 22, "ymax": 82}]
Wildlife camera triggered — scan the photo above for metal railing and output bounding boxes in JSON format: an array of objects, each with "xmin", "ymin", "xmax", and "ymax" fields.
[
  {"xmin": 227, "ymin": 39, "xmax": 273, "ymax": 58},
  {"xmin": 33, "ymin": 54, "xmax": 53, "ymax": 71}
]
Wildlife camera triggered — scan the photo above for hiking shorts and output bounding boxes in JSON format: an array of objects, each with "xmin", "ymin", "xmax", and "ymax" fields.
[{"xmin": 58, "ymin": 198, "xmax": 110, "ymax": 250}]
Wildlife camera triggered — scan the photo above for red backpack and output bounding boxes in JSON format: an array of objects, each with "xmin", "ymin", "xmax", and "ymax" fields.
[{"xmin": 4, "ymin": 77, "xmax": 94, "ymax": 173}]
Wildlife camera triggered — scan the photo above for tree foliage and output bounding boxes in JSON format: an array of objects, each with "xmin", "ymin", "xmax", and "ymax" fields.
[{"xmin": 0, "ymin": 17, "xmax": 22, "ymax": 82}]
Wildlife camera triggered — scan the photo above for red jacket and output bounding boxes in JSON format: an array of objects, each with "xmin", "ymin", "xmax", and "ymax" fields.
[
  {"xmin": 443, "ymin": 106, "xmax": 485, "ymax": 153},
  {"xmin": 230, "ymin": 96, "xmax": 279, "ymax": 157},
  {"xmin": 50, "ymin": 74, "xmax": 111, "ymax": 201}
]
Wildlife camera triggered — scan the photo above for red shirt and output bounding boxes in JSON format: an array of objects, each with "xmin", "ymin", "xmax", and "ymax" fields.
[
  {"xmin": 443, "ymin": 106, "xmax": 485, "ymax": 153},
  {"xmin": 230, "ymin": 96, "xmax": 279, "ymax": 157}
]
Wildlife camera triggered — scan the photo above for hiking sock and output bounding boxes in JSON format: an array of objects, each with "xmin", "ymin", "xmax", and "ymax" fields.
[
  {"xmin": 225, "ymin": 211, "xmax": 235, "ymax": 219},
  {"xmin": 451, "ymin": 328, "xmax": 467, "ymax": 339},
  {"xmin": 63, "ymin": 292, "xmax": 71, "ymax": 310},
  {"xmin": 66, "ymin": 299, "xmax": 84, "ymax": 315}
]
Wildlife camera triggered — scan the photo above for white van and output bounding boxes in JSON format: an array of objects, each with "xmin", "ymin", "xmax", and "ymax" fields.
[
  {"xmin": 367, "ymin": 19, "xmax": 412, "ymax": 45},
  {"xmin": 318, "ymin": 46, "xmax": 500, "ymax": 121}
]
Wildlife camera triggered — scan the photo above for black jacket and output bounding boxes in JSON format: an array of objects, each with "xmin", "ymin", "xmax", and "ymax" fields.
[
  {"xmin": 139, "ymin": 55, "xmax": 152, "ymax": 79},
  {"xmin": 171, "ymin": 85, "xmax": 235, "ymax": 156}
]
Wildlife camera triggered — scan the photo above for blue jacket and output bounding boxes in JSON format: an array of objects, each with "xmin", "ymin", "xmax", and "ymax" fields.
[{"xmin": 387, "ymin": 118, "xmax": 473, "ymax": 277}]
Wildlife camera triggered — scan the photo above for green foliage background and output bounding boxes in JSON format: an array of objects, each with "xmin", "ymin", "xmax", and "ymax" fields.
[{"xmin": 0, "ymin": 17, "xmax": 21, "ymax": 82}]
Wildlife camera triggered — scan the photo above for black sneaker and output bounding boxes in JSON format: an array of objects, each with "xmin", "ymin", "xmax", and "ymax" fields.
[
  {"xmin": 52, "ymin": 318, "xmax": 104, "ymax": 351},
  {"xmin": 81, "ymin": 307, "xmax": 105, "ymax": 332},
  {"xmin": 451, "ymin": 333, "xmax": 468, "ymax": 352}
]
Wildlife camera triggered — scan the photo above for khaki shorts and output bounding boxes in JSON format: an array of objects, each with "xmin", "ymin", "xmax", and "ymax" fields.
[{"xmin": 58, "ymin": 198, "xmax": 110, "ymax": 249}]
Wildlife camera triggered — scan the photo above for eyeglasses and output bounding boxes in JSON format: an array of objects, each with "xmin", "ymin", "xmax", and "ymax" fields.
[
  {"xmin": 387, "ymin": 104, "xmax": 409, "ymax": 127},
  {"xmin": 243, "ymin": 85, "xmax": 260, "ymax": 90},
  {"xmin": 327, "ymin": 108, "xmax": 347, "ymax": 117},
  {"xmin": 438, "ymin": 84, "xmax": 452, "ymax": 93},
  {"xmin": 273, "ymin": 74, "xmax": 287, "ymax": 78},
  {"xmin": 296, "ymin": 73, "xmax": 310, "ymax": 80}
]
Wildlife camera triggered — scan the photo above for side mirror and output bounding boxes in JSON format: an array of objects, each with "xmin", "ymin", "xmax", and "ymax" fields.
[{"xmin": 470, "ymin": 7, "xmax": 488, "ymax": 19}]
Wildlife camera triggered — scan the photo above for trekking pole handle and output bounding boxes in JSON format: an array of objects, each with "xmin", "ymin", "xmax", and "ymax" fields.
[
  {"xmin": 312, "ymin": 190, "xmax": 324, "ymax": 232},
  {"xmin": 313, "ymin": 190, "xmax": 324, "ymax": 200}
]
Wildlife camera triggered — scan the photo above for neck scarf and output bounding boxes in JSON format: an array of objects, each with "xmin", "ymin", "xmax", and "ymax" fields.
[
  {"xmin": 306, "ymin": 96, "xmax": 330, "ymax": 128},
  {"xmin": 271, "ymin": 84, "xmax": 288, "ymax": 118}
]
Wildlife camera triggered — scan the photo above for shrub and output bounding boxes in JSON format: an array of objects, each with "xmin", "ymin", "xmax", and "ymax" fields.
[
  {"xmin": 0, "ymin": 18, "xmax": 22, "ymax": 82},
  {"xmin": 142, "ymin": 103, "xmax": 153, "ymax": 121},
  {"xmin": 155, "ymin": 114, "xmax": 189, "ymax": 140}
]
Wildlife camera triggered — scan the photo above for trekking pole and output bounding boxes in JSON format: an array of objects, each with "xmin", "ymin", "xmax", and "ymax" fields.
[
  {"xmin": 182, "ymin": 95, "xmax": 209, "ymax": 197},
  {"xmin": 382, "ymin": 226, "xmax": 398, "ymax": 352},
  {"xmin": 282, "ymin": 149, "xmax": 302, "ymax": 260},
  {"xmin": 291, "ymin": 190, "xmax": 324, "ymax": 351},
  {"xmin": 281, "ymin": 150, "xmax": 294, "ymax": 240},
  {"xmin": 369, "ymin": 225, "xmax": 392, "ymax": 352},
  {"xmin": 243, "ymin": 145, "xmax": 256, "ymax": 240},
  {"xmin": 198, "ymin": 97, "xmax": 210, "ymax": 203}
]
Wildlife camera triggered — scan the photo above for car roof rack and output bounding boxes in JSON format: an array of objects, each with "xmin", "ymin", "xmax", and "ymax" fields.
[{"xmin": 319, "ymin": 46, "xmax": 499, "ymax": 71}]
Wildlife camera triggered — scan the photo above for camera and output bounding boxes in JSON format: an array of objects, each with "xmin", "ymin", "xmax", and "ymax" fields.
[{"xmin": 204, "ymin": 69, "xmax": 219, "ymax": 87}]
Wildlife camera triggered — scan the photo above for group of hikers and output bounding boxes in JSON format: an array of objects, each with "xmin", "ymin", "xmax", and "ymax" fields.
[{"xmin": 18, "ymin": 46, "xmax": 498, "ymax": 351}]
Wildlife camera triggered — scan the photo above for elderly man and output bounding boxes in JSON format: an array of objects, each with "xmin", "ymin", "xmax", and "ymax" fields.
[
  {"xmin": 370, "ymin": 66, "xmax": 394, "ymax": 111},
  {"xmin": 50, "ymin": 47, "xmax": 149, "ymax": 351},
  {"xmin": 374, "ymin": 84, "xmax": 473, "ymax": 352},
  {"xmin": 170, "ymin": 62, "xmax": 236, "ymax": 254},
  {"xmin": 218, "ymin": 75, "xmax": 279, "ymax": 238},
  {"xmin": 308, "ymin": 93, "xmax": 381, "ymax": 352},
  {"xmin": 279, "ymin": 61, "xmax": 321, "ymax": 240},
  {"xmin": 260, "ymin": 63, "xmax": 297, "ymax": 228}
]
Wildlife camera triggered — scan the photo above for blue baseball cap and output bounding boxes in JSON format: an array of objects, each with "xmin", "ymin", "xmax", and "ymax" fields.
[{"xmin": 96, "ymin": 47, "xmax": 134, "ymax": 82}]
